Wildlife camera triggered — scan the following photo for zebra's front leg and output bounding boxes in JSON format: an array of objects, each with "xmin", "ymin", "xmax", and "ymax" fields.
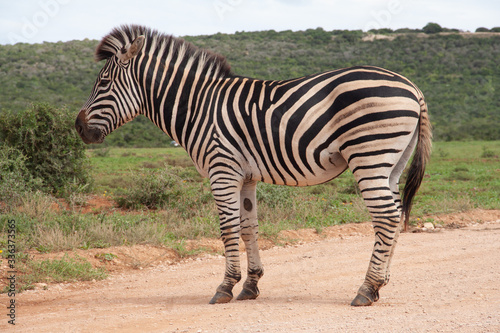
[
  {"xmin": 236, "ymin": 180, "xmax": 264, "ymax": 301},
  {"xmin": 209, "ymin": 175, "xmax": 243, "ymax": 304}
]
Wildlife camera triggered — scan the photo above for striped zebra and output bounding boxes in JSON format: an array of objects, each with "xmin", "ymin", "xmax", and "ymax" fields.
[{"xmin": 75, "ymin": 25, "xmax": 431, "ymax": 306}]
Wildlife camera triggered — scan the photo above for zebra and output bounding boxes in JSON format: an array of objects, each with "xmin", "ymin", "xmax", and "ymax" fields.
[{"xmin": 75, "ymin": 25, "xmax": 432, "ymax": 306}]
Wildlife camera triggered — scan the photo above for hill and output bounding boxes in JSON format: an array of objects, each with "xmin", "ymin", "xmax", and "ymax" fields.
[{"xmin": 1, "ymin": 27, "xmax": 499, "ymax": 144}]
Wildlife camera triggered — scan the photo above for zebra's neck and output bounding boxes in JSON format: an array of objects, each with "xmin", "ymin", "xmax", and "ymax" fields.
[{"xmin": 136, "ymin": 39, "xmax": 232, "ymax": 146}]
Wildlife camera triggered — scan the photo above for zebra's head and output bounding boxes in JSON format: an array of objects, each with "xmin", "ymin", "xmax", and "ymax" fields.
[{"xmin": 75, "ymin": 27, "xmax": 146, "ymax": 144}]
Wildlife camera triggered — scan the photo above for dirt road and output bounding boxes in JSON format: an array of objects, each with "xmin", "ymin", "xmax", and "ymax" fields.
[{"xmin": 4, "ymin": 210, "xmax": 500, "ymax": 332}]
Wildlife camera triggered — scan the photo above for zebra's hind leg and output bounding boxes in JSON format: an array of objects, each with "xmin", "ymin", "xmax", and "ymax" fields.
[
  {"xmin": 380, "ymin": 133, "xmax": 418, "ymax": 285},
  {"xmin": 236, "ymin": 180, "xmax": 264, "ymax": 301},
  {"xmin": 351, "ymin": 176, "xmax": 402, "ymax": 306},
  {"xmin": 351, "ymin": 134, "xmax": 418, "ymax": 306}
]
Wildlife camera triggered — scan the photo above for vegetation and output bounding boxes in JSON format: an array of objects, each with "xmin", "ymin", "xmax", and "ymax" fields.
[
  {"xmin": 3, "ymin": 142, "xmax": 498, "ymax": 249},
  {"xmin": 1, "ymin": 25, "xmax": 499, "ymax": 143},
  {"xmin": 0, "ymin": 104, "xmax": 92, "ymax": 198},
  {"xmin": 8, "ymin": 253, "xmax": 107, "ymax": 293},
  {"xmin": 1, "ymin": 141, "xmax": 499, "ymax": 292},
  {"xmin": 90, "ymin": 142, "xmax": 500, "ymax": 222},
  {"xmin": 0, "ymin": 145, "xmax": 43, "ymax": 204}
]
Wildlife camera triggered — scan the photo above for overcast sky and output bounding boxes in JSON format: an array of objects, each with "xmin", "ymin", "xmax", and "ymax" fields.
[{"xmin": 1, "ymin": 0, "xmax": 499, "ymax": 45}]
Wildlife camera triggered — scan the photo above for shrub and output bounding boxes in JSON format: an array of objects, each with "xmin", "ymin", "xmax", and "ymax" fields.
[
  {"xmin": 481, "ymin": 146, "xmax": 496, "ymax": 158},
  {"xmin": 0, "ymin": 103, "xmax": 92, "ymax": 195},
  {"xmin": 0, "ymin": 145, "xmax": 43, "ymax": 206},
  {"xmin": 115, "ymin": 167, "xmax": 185, "ymax": 209},
  {"xmin": 115, "ymin": 165, "xmax": 214, "ymax": 213}
]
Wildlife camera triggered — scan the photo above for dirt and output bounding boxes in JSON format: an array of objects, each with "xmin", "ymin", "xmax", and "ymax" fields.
[{"xmin": 2, "ymin": 209, "xmax": 500, "ymax": 332}]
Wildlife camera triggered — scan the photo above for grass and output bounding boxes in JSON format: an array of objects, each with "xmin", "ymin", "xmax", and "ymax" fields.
[
  {"xmin": 89, "ymin": 147, "xmax": 198, "ymax": 193},
  {"xmin": 412, "ymin": 141, "xmax": 500, "ymax": 218},
  {"xmin": 2, "ymin": 253, "xmax": 106, "ymax": 293},
  {"xmin": 94, "ymin": 141, "xmax": 500, "ymax": 227},
  {"xmin": 4, "ymin": 141, "xmax": 499, "ymax": 247},
  {"xmin": 1, "ymin": 141, "xmax": 499, "ymax": 292}
]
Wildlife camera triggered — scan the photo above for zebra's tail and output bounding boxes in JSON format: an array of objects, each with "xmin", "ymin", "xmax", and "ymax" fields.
[{"xmin": 402, "ymin": 92, "xmax": 432, "ymax": 231}]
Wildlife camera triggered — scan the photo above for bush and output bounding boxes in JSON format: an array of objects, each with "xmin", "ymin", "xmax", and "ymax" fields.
[
  {"xmin": 0, "ymin": 103, "xmax": 92, "ymax": 196},
  {"xmin": 0, "ymin": 145, "xmax": 43, "ymax": 206},
  {"xmin": 481, "ymin": 146, "xmax": 496, "ymax": 158},
  {"xmin": 115, "ymin": 166, "xmax": 213, "ymax": 212},
  {"xmin": 116, "ymin": 167, "xmax": 185, "ymax": 209}
]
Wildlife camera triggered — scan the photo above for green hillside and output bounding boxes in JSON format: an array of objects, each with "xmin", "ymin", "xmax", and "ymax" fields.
[{"xmin": 1, "ymin": 26, "xmax": 499, "ymax": 145}]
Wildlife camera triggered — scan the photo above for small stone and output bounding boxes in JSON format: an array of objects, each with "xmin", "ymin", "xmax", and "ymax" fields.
[
  {"xmin": 423, "ymin": 222, "xmax": 434, "ymax": 229},
  {"xmin": 34, "ymin": 283, "xmax": 48, "ymax": 290}
]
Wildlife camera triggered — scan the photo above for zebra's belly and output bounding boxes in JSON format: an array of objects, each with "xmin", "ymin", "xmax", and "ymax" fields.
[
  {"xmin": 294, "ymin": 151, "xmax": 348, "ymax": 186},
  {"xmin": 253, "ymin": 151, "xmax": 348, "ymax": 187}
]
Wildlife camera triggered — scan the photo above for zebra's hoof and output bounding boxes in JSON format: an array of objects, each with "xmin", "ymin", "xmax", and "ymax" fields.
[
  {"xmin": 236, "ymin": 287, "xmax": 259, "ymax": 301},
  {"xmin": 351, "ymin": 293, "xmax": 374, "ymax": 306},
  {"xmin": 209, "ymin": 291, "xmax": 233, "ymax": 304}
]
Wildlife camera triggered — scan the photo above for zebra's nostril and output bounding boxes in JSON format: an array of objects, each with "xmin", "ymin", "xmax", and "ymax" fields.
[
  {"xmin": 75, "ymin": 110, "xmax": 88, "ymax": 138},
  {"xmin": 75, "ymin": 117, "xmax": 84, "ymax": 135}
]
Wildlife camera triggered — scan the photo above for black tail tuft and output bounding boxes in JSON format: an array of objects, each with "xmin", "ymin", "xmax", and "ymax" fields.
[{"xmin": 402, "ymin": 96, "xmax": 432, "ymax": 231}]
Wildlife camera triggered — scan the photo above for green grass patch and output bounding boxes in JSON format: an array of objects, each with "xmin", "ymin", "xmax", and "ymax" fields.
[
  {"xmin": 3, "ymin": 253, "xmax": 106, "ymax": 293},
  {"xmin": 411, "ymin": 141, "xmax": 500, "ymax": 219},
  {"xmin": 89, "ymin": 147, "xmax": 197, "ymax": 194}
]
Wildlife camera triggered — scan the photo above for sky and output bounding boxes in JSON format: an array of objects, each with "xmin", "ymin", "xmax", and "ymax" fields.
[{"xmin": 0, "ymin": 0, "xmax": 499, "ymax": 45}]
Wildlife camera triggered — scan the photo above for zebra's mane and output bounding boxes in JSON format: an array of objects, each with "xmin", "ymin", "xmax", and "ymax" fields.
[{"xmin": 95, "ymin": 25, "xmax": 232, "ymax": 77}]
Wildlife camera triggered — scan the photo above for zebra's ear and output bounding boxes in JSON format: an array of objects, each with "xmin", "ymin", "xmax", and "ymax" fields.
[{"xmin": 118, "ymin": 35, "xmax": 145, "ymax": 63}]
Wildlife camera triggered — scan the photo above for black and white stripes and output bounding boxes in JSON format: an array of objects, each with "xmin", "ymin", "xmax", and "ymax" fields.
[{"xmin": 76, "ymin": 25, "xmax": 432, "ymax": 306}]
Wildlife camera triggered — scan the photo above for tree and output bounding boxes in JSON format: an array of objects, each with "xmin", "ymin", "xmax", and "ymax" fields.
[{"xmin": 423, "ymin": 23, "xmax": 443, "ymax": 34}]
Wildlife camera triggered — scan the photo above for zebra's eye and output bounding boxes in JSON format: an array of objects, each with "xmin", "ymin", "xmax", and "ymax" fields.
[{"xmin": 99, "ymin": 78, "xmax": 111, "ymax": 87}]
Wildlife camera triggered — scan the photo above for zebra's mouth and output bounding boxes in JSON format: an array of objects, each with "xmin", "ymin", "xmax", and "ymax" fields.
[
  {"xmin": 83, "ymin": 129, "xmax": 105, "ymax": 144},
  {"xmin": 75, "ymin": 110, "xmax": 106, "ymax": 144}
]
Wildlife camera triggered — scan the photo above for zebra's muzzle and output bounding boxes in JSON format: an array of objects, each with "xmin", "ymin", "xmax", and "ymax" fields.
[{"xmin": 75, "ymin": 110, "xmax": 105, "ymax": 144}]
